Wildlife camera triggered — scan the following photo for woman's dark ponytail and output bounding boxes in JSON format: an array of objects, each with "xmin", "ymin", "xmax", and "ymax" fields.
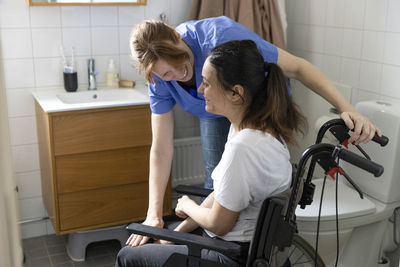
[{"xmin": 208, "ymin": 40, "xmax": 307, "ymax": 144}]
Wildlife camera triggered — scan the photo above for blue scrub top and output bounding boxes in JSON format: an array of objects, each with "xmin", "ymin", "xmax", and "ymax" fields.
[{"xmin": 148, "ymin": 16, "xmax": 279, "ymax": 118}]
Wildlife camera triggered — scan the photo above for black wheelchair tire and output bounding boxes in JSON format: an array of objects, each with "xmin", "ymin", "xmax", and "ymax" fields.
[{"xmin": 288, "ymin": 234, "xmax": 326, "ymax": 267}]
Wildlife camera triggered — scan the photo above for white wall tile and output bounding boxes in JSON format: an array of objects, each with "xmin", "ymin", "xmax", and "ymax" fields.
[
  {"xmin": 19, "ymin": 197, "xmax": 46, "ymax": 220},
  {"xmin": 383, "ymin": 33, "xmax": 400, "ymax": 66},
  {"xmin": 354, "ymin": 89, "xmax": 381, "ymax": 104},
  {"xmin": 20, "ymin": 221, "xmax": 47, "ymax": 239},
  {"xmin": 342, "ymin": 29, "xmax": 362, "ymax": 59},
  {"xmin": 9, "ymin": 116, "xmax": 37, "ymax": 146},
  {"xmin": 381, "ymin": 64, "xmax": 400, "ymax": 98},
  {"xmin": 361, "ymin": 31, "xmax": 385, "ymax": 62},
  {"xmin": 364, "ymin": 0, "xmax": 388, "ymax": 31},
  {"xmin": 62, "ymin": 27, "xmax": 91, "ymax": 56},
  {"xmin": 343, "ymin": 0, "xmax": 365, "ymax": 29},
  {"xmin": 30, "ymin": 6, "xmax": 61, "ymax": 28},
  {"xmin": 386, "ymin": 0, "xmax": 400, "ymax": 32},
  {"xmin": 359, "ymin": 61, "xmax": 382, "ymax": 93},
  {"xmin": 118, "ymin": 6, "xmax": 145, "ymax": 26},
  {"xmin": 0, "ymin": 0, "xmax": 30, "ymax": 28},
  {"xmin": 306, "ymin": 26, "xmax": 324, "ymax": 53},
  {"xmin": 61, "ymin": 6, "xmax": 90, "ymax": 27},
  {"xmin": 322, "ymin": 55, "xmax": 341, "ymax": 82},
  {"xmin": 12, "ymin": 144, "xmax": 40, "ymax": 173},
  {"xmin": 324, "ymin": 27, "xmax": 343, "ymax": 56},
  {"xmin": 119, "ymin": 54, "xmax": 144, "ymax": 82},
  {"xmin": 46, "ymin": 220, "xmax": 55, "ymax": 235},
  {"xmin": 340, "ymin": 58, "xmax": 360, "ymax": 88},
  {"xmin": 15, "ymin": 171, "xmax": 42, "ymax": 199},
  {"xmin": 91, "ymin": 27, "xmax": 119, "ymax": 55},
  {"xmin": 308, "ymin": 0, "xmax": 327, "ymax": 26},
  {"xmin": 74, "ymin": 56, "xmax": 90, "ymax": 87},
  {"xmin": 31, "ymin": 28, "xmax": 62, "ymax": 58},
  {"xmin": 119, "ymin": 27, "xmax": 131, "ymax": 55},
  {"xmin": 144, "ymin": 0, "xmax": 171, "ymax": 21},
  {"xmin": 169, "ymin": 0, "xmax": 193, "ymax": 26},
  {"xmin": 90, "ymin": 6, "xmax": 118, "ymax": 27},
  {"xmin": 290, "ymin": 24, "xmax": 308, "ymax": 51},
  {"xmin": 326, "ymin": 0, "xmax": 345, "ymax": 27},
  {"xmin": 6, "ymin": 88, "xmax": 36, "ymax": 118},
  {"xmin": 34, "ymin": 58, "xmax": 63, "ymax": 87},
  {"xmin": 3, "ymin": 59, "xmax": 35, "ymax": 89},
  {"xmin": 0, "ymin": 29, "xmax": 32, "ymax": 59}
]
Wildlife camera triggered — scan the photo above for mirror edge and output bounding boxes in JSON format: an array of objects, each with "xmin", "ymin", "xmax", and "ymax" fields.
[{"xmin": 26, "ymin": 0, "xmax": 146, "ymax": 6}]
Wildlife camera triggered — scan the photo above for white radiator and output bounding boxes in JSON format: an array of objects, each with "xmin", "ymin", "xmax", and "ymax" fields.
[{"xmin": 172, "ymin": 137, "xmax": 205, "ymax": 188}]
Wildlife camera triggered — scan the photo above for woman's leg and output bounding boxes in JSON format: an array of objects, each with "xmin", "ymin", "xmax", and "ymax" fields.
[
  {"xmin": 115, "ymin": 244, "xmax": 240, "ymax": 267},
  {"xmin": 199, "ymin": 117, "xmax": 231, "ymax": 190}
]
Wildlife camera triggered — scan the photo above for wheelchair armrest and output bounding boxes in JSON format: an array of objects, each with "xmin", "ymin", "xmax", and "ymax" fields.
[
  {"xmin": 175, "ymin": 185, "xmax": 213, "ymax": 197},
  {"xmin": 126, "ymin": 223, "xmax": 242, "ymax": 257}
]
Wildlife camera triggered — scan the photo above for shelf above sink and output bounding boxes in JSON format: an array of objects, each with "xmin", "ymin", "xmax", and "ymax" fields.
[{"xmin": 33, "ymin": 84, "xmax": 149, "ymax": 113}]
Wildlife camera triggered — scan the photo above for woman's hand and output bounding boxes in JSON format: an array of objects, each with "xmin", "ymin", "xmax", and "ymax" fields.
[
  {"xmin": 125, "ymin": 216, "xmax": 164, "ymax": 247},
  {"xmin": 175, "ymin": 195, "xmax": 195, "ymax": 219},
  {"xmin": 341, "ymin": 111, "xmax": 382, "ymax": 145}
]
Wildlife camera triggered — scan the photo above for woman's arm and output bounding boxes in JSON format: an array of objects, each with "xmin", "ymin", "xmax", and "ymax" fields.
[
  {"xmin": 175, "ymin": 193, "xmax": 239, "ymax": 236},
  {"xmin": 277, "ymin": 48, "xmax": 381, "ymax": 144},
  {"xmin": 126, "ymin": 111, "xmax": 175, "ymax": 247}
]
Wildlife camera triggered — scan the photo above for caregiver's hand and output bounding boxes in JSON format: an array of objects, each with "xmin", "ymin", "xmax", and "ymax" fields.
[
  {"xmin": 125, "ymin": 216, "xmax": 164, "ymax": 247},
  {"xmin": 341, "ymin": 111, "xmax": 382, "ymax": 145}
]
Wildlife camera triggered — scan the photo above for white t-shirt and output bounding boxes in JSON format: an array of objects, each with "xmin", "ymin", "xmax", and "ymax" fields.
[{"xmin": 205, "ymin": 126, "xmax": 292, "ymax": 242}]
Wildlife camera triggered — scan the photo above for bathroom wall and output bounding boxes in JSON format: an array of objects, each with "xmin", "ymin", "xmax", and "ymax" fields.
[
  {"xmin": 285, "ymin": 0, "xmax": 400, "ymax": 161},
  {"xmin": 0, "ymin": 0, "xmax": 195, "ymax": 238}
]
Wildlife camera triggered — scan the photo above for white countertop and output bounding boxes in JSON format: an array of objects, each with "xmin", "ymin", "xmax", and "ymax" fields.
[{"xmin": 33, "ymin": 83, "xmax": 150, "ymax": 113}]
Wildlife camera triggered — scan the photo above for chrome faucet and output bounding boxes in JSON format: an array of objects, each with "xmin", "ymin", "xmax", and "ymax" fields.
[{"xmin": 88, "ymin": 58, "xmax": 97, "ymax": 90}]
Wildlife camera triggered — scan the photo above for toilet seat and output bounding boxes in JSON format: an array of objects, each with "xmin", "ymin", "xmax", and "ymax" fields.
[
  {"xmin": 296, "ymin": 178, "xmax": 376, "ymax": 221},
  {"xmin": 295, "ymin": 178, "xmax": 395, "ymax": 232}
]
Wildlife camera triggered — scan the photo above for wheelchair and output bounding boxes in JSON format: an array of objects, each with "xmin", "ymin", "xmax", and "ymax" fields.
[{"xmin": 126, "ymin": 119, "xmax": 388, "ymax": 267}]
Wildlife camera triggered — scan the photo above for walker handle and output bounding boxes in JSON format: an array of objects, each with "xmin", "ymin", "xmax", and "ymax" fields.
[
  {"xmin": 338, "ymin": 149, "xmax": 384, "ymax": 177},
  {"xmin": 372, "ymin": 134, "xmax": 389, "ymax": 147}
]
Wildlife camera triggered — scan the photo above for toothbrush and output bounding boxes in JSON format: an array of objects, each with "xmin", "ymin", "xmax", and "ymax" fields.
[{"xmin": 71, "ymin": 46, "xmax": 75, "ymax": 73}]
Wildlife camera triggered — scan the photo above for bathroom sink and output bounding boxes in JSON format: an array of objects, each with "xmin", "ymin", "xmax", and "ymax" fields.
[
  {"xmin": 56, "ymin": 89, "xmax": 145, "ymax": 104},
  {"xmin": 33, "ymin": 85, "xmax": 150, "ymax": 113}
]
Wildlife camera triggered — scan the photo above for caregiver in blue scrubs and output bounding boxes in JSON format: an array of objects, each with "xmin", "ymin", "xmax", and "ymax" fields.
[{"xmin": 127, "ymin": 16, "xmax": 380, "ymax": 247}]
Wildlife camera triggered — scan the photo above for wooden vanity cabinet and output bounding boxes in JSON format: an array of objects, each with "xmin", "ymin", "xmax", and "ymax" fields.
[{"xmin": 35, "ymin": 103, "xmax": 172, "ymax": 234}]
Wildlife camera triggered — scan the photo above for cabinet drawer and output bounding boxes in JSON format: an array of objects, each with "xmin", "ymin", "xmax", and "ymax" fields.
[
  {"xmin": 56, "ymin": 146, "xmax": 150, "ymax": 193},
  {"xmin": 59, "ymin": 183, "xmax": 148, "ymax": 231},
  {"xmin": 52, "ymin": 107, "xmax": 151, "ymax": 156}
]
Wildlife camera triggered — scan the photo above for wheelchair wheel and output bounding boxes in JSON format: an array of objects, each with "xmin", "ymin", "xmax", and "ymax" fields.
[{"xmin": 288, "ymin": 234, "xmax": 326, "ymax": 267}]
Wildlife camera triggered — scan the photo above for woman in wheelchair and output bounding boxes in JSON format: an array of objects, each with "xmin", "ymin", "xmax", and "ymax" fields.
[{"xmin": 116, "ymin": 39, "xmax": 306, "ymax": 267}]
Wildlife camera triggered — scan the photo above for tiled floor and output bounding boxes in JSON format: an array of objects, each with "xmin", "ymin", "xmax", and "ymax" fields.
[{"xmin": 23, "ymin": 234, "xmax": 121, "ymax": 267}]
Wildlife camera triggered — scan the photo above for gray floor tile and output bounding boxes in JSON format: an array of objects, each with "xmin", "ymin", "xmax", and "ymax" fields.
[
  {"xmin": 50, "ymin": 253, "xmax": 71, "ymax": 265},
  {"xmin": 25, "ymin": 248, "xmax": 48, "ymax": 260},
  {"xmin": 23, "ymin": 237, "xmax": 45, "ymax": 252},
  {"xmin": 47, "ymin": 244, "xmax": 67, "ymax": 255},
  {"xmin": 29, "ymin": 257, "xmax": 52, "ymax": 267},
  {"xmin": 23, "ymin": 236, "xmax": 121, "ymax": 267}
]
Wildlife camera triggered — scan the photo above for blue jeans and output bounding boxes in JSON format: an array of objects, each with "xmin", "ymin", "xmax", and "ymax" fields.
[{"xmin": 199, "ymin": 117, "xmax": 231, "ymax": 191}]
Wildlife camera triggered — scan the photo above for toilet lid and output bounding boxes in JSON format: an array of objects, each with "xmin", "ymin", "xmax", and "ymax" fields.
[{"xmin": 296, "ymin": 178, "xmax": 376, "ymax": 221}]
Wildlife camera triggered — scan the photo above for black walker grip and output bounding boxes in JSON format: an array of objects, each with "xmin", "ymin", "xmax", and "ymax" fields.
[
  {"xmin": 372, "ymin": 134, "xmax": 389, "ymax": 147},
  {"xmin": 338, "ymin": 149, "xmax": 384, "ymax": 177}
]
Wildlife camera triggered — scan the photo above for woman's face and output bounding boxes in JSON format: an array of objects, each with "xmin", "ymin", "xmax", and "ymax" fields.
[
  {"xmin": 151, "ymin": 38, "xmax": 194, "ymax": 83},
  {"xmin": 198, "ymin": 59, "xmax": 230, "ymax": 116},
  {"xmin": 152, "ymin": 58, "xmax": 193, "ymax": 82}
]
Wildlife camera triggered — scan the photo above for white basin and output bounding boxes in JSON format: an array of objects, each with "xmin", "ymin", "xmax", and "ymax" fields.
[
  {"xmin": 33, "ymin": 85, "xmax": 150, "ymax": 113},
  {"xmin": 56, "ymin": 89, "xmax": 144, "ymax": 104}
]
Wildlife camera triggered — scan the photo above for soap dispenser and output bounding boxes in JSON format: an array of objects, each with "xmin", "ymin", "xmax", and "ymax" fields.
[{"xmin": 106, "ymin": 59, "xmax": 119, "ymax": 88}]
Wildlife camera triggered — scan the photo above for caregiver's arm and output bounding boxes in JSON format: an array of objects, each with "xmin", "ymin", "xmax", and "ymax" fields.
[{"xmin": 277, "ymin": 47, "xmax": 381, "ymax": 144}]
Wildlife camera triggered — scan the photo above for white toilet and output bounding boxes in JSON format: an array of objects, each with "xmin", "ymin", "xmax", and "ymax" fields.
[{"xmin": 295, "ymin": 100, "xmax": 400, "ymax": 267}]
